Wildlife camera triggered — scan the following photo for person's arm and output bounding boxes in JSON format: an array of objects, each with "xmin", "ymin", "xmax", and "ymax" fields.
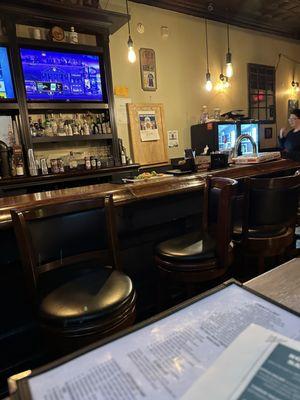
[{"xmin": 278, "ymin": 128, "xmax": 287, "ymax": 149}]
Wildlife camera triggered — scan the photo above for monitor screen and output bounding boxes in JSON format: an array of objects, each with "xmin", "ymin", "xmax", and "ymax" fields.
[
  {"xmin": 240, "ymin": 123, "xmax": 259, "ymax": 154},
  {"xmin": 217, "ymin": 124, "xmax": 237, "ymax": 151},
  {"xmin": 0, "ymin": 47, "xmax": 15, "ymax": 100},
  {"xmin": 20, "ymin": 48, "xmax": 104, "ymax": 102}
]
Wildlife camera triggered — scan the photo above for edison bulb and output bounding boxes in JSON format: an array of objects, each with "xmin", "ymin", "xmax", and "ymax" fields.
[
  {"xmin": 205, "ymin": 79, "xmax": 213, "ymax": 92},
  {"xmin": 128, "ymin": 46, "xmax": 136, "ymax": 63},
  {"xmin": 226, "ymin": 62, "xmax": 233, "ymax": 78}
]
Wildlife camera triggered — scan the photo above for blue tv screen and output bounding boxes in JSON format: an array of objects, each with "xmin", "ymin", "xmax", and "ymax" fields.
[
  {"xmin": 20, "ymin": 48, "xmax": 104, "ymax": 102},
  {"xmin": 0, "ymin": 47, "xmax": 15, "ymax": 100}
]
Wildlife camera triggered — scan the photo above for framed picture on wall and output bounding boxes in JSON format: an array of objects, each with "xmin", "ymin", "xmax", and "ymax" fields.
[
  {"xmin": 139, "ymin": 48, "xmax": 157, "ymax": 91},
  {"xmin": 288, "ymin": 99, "xmax": 299, "ymax": 116}
]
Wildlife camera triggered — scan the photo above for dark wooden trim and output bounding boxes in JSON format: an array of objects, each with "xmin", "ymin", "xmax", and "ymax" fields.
[
  {"xmin": 32, "ymin": 134, "xmax": 113, "ymax": 144},
  {"xmin": 131, "ymin": 0, "xmax": 300, "ymax": 40},
  {"xmin": 0, "ymin": 0, "xmax": 129, "ymax": 35}
]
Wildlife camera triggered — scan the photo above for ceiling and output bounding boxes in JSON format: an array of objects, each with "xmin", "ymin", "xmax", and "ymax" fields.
[{"xmin": 131, "ymin": 0, "xmax": 300, "ymax": 40}]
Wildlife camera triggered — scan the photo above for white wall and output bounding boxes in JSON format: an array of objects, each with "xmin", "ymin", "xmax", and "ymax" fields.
[{"xmin": 106, "ymin": 1, "xmax": 300, "ymax": 159}]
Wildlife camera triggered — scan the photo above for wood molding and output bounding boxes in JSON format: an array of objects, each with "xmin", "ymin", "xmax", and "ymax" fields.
[{"xmin": 131, "ymin": 0, "xmax": 300, "ymax": 41}]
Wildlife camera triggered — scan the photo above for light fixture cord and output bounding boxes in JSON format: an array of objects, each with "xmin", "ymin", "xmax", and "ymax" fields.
[
  {"xmin": 227, "ymin": 23, "xmax": 230, "ymax": 53},
  {"xmin": 205, "ymin": 19, "xmax": 209, "ymax": 73},
  {"xmin": 126, "ymin": 0, "xmax": 131, "ymax": 36}
]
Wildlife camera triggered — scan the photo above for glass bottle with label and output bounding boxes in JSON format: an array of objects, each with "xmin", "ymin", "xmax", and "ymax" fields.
[
  {"xmin": 69, "ymin": 151, "xmax": 78, "ymax": 170},
  {"xmin": 16, "ymin": 158, "xmax": 24, "ymax": 176},
  {"xmin": 69, "ymin": 27, "xmax": 78, "ymax": 44}
]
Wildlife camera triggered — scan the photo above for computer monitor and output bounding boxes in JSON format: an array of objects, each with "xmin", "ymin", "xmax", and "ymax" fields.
[{"xmin": 0, "ymin": 46, "xmax": 15, "ymax": 100}]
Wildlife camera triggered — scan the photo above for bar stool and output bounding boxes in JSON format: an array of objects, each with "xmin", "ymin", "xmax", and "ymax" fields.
[
  {"xmin": 11, "ymin": 195, "xmax": 136, "ymax": 354},
  {"xmin": 155, "ymin": 176, "xmax": 238, "ymax": 306},
  {"xmin": 234, "ymin": 173, "xmax": 300, "ymax": 275}
]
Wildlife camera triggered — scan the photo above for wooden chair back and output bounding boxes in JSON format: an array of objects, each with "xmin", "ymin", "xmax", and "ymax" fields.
[
  {"xmin": 202, "ymin": 176, "xmax": 238, "ymax": 268},
  {"xmin": 11, "ymin": 195, "xmax": 120, "ymax": 304},
  {"xmin": 242, "ymin": 173, "xmax": 300, "ymax": 237}
]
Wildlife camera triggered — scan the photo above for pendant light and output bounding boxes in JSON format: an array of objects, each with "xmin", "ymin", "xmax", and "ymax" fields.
[
  {"xmin": 205, "ymin": 20, "xmax": 213, "ymax": 92},
  {"xmin": 126, "ymin": 0, "xmax": 136, "ymax": 63},
  {"xmin": 225, "ymin": 24, "xmax": 233, "ymax": 78}
]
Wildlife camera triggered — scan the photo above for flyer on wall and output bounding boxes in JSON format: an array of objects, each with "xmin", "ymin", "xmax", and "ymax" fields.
[{"xmin": 138, "ymin": 111, "xmax": 160, "ymax": 141}]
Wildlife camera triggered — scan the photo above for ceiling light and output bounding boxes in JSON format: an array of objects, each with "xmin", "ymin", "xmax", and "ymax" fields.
[{"xmin": 126, "ymin": 0, "xmax": 136, "ymax": 63}]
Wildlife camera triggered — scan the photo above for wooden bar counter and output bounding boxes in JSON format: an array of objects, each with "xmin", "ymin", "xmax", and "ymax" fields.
[
  {"xmin": 0, "ymin": 158, "xmax": 299, "ymax": 229},
  {"xmin": 0, "ymin": 157, "xmax": 299, "ymax": 394}
]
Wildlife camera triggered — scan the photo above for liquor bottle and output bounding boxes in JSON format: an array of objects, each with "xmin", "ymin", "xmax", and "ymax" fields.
[
  {"xmin": 16, "ymin": 158, "xmax": 24, "ymax": 176},
  {"xmin": 44, "ymin": 114, "xmax": 52, "ymax": 136},
  {"xmin": 96, "ymin": 114, "xmax": 103, "ymax": 134},
  {"xmin": 69, "ymin": 151, "xmax": 78, "ymax": 169},
  {"xmin": 90, "ymin": 156, "xmax": 97, "ymax": 169},
  {"xmin": 57, "ymin": 114, "xmax": 66, "ymax": 136},
  {"xmin": 92, "ymin": 120, "xmax": 100, "ymax": 135},
  {"xmin": 105, "ymin": 111, "xmax": 111, "ymax": 134},
  {"xmin": 69, "ymin": 27, "xmax": 78, "ymax": 44},
  {"xmin": 51, "ymin": 114, "xmax": 58, "ymax": 136},
  {"xmin": 85, "ymin": 156, "xmax": 91, "ymax": 170},
  {"xmin": 40, "ymin": 158, "xmax": 48, "ymax": 175},
  {"xmin": 29, "ymin": 117, "xmax": 37, "ymax": 137},
  {"xmin": 83, "ymin": 120, "xmax": 90, "ymax": 135},
  {"xmin": 101, "ymin": 113, "xmax": 107, "ymax": 134},
  {"xmin": 37, "ymin": 118, "xmax": 45, "ymax": 137},
  {"xmin": 67, "ymin": 121, "xmax": 73, "ymax": 136},
  {"xmin": 6, "ymin": 124, "xmax": 13, "ymax": 148},
  {"xmin": 121, "ymin": 149, "xmax": 127, "ymax": 165}
]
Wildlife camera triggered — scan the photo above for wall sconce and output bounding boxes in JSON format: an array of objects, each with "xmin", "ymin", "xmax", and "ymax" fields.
[
  {"xmin": 292, "ymin": 80, "xmax": 300, "ymax": 92},
  {"xmin": 220, "ymin": 73, "xmax": 230, "ymax": 88}
]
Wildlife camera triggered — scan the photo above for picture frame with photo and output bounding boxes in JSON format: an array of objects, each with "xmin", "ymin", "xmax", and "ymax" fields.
[{"xmin": 139, "ymin": 48, "xmax": 157, "ymax": 91}]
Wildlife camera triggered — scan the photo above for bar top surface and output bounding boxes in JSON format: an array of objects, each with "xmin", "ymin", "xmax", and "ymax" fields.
[
  {"xmin": 0, "ymin": 159, "xmax": 299, "ymax": 229},
  {"xmin": 246, "ymin": 258, "xmax": 300, "ymax": 314}
]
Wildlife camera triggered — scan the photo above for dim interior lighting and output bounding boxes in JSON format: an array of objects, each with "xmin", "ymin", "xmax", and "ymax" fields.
[
  {"xmin": 225, "ymin": 24, "xmax": 233, "ymax": 78},
  {"xmin": 127, "ymin": 36, "xmax": 136, "ymax": 63},
  {"xmin": 204, "ymin": 20, "xmax": 213, "ymax": 92},
  {"xmin": 205, "ymin": 72, "xmax": 213, "ymax": 92},
  {"xmin": 292, "ymin": 80, "xmax": 300, "ymax": 92},
  {"xmin": 220, "ymin": 73, "xmax": 230, "ymax": 89},
  {"xmin": 126, "ymin": 0, "xmax": 136, "ymax": 63}
]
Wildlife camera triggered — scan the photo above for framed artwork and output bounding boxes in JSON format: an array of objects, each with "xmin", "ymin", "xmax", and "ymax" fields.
[
  {"xmin": 264, "ymin": 127, "xmax": 273, "ymax": 139},
  {"xmin": 139, "ymin": 48, "xmax": 157, "ymax": 91},
  {"xmin": 127, "ymin": 103, "xmax": 168, "ymax": 165},
  {"xmin": 288, "ymin": 99, "xmax": 299, "ymax": 117}
]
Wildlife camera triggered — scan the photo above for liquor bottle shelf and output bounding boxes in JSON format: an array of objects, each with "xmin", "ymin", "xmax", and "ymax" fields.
[
  {"xmin": 32, "ymin": 134, "xmax": 113, "ymax": 144},
  {"xmin": 27, "ymin": 103, "xmax": 109, "ymax": 111}
]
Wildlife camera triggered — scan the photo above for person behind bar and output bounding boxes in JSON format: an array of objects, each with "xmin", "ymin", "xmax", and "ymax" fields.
[{"xmin": 279, "ymin": 109, "xmax": 300, "ymax": 160}]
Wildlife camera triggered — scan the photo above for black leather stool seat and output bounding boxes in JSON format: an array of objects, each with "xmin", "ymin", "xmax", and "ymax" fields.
[
  {"xmin": 233, "ymin": 221, "xmax": 287, "ymax": 240},
  {"xmin": 39, "ymin": 267, "xmax": 135, "ymax": 331},
  {"xmin": 156, "ymin": 231, "xmax": 216, "ymax": 262}
]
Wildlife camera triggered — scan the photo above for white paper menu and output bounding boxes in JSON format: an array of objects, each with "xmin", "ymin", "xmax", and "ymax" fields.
[
  {"xmin": 183, "ymin": 324, "xmax": 300, "ymax": 400},
  {"xmin": 28, "ymin": 284, "xmax": 300, "ymax": 400}
]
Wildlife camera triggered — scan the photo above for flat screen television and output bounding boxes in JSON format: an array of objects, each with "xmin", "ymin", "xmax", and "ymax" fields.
[
  {"xmin": 0, "ymin": 46, "xmax": 15, "ymax": 100},
  {"xmin": 20, "ymin": 48, "xmax": 105, "ymax": 102}
]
